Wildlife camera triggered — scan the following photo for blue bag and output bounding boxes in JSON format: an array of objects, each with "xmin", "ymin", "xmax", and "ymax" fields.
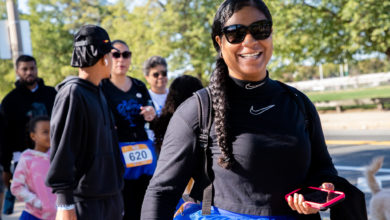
[{"xmin": 174, "ymin": 202, "xmax": 296, "ymax": 220}]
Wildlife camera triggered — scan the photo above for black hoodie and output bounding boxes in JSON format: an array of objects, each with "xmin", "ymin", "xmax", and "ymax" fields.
[
  {"xmin": 45, "ymin": 76, "xmax": 124, "ymax": 206},
  {"xmin": 0, "ymin": 78, "xmax": 56, "ymax": 172}
]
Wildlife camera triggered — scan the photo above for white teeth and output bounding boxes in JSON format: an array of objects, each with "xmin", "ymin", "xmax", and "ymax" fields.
[{"xmin": 240, "ymin": 52, "xmax": 261, "ymax": 57}]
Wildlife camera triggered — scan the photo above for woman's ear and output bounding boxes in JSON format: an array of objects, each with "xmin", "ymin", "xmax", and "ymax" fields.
[
  {"xmin": 215, "ymin": 36, "xmax": 223, "ymax": 58},
  {"xmin": 215, "ymin": 36, "xmax": 222, "ymax": 48}
]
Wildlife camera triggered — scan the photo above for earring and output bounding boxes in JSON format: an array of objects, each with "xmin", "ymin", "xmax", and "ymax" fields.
[{"xmin": 104, "ymin": 59, "xmax": 108, "ymax": 66}]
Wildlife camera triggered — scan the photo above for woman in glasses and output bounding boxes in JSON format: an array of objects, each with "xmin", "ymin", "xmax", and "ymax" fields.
[
  {"xmin": 101, "ymin": 40, "xmax": 157, "ymax": 220},
  {"xmin": 142, "ymin": 0, "xmax": 364, "ymax": 219}
]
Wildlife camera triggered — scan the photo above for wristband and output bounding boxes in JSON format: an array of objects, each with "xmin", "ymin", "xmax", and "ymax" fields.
[{"xmin": 57, "ymin": 204, "xmax": 75, "ymax": 211}]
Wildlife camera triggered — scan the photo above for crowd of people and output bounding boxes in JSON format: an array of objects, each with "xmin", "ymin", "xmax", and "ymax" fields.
[{"xmin": 0, "ymin": 0, "xmax": 367, "ymax": 220}]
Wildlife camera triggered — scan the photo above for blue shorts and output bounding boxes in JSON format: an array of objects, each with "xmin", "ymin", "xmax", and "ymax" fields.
[{"xmin": 20, "ymin": 211, "xmax": 41, "ymax": 220}]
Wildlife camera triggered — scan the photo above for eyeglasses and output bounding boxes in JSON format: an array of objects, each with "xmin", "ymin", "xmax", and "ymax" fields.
[
  {"xmin": 222, "ymin": 20, "xmax": 272, "ymax": 44},
  {"xmin": 151, "ymin": 71, "xmax": 167, "ymax": 78},
  {"xmin": 112, "ymin": 51, "xmax": 132, "ymax": 59}
]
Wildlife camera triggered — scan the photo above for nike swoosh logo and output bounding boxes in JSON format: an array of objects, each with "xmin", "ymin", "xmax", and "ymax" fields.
[
  {"xmin": 245, "ymin": 82, "xmax": 265, "ymax": 90},
  {"xmin": 249, "ymin": 104, "xmax": 275, "ymax": 115}
]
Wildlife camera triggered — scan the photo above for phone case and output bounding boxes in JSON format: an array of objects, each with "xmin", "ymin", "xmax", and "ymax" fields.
[{"xmin": 285, "ymin": 186, "xmax": 345, "ymax": 211}]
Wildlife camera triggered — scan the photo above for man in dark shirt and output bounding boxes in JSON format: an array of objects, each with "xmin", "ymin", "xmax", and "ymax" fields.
[{"xmin": 0, "ymin": 55, "xmax": 56, "ymax": 213}]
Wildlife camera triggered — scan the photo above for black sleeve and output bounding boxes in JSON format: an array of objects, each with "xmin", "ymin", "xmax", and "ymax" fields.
[
  {"xmin": 0, "ymin": 109, "xmax": 4, "ymax": 166},
  {"xmin": 301, "ymin": 93, "xmax": 338, "ymax": 186},
  {"xmin": 141, "ymin": 97, "xmax": 200, "ymax": 219},
  {"xmin": 0, "ymin": 99, "xmax": 14, "ymax": 172},
  {"xmin": 45, "ymin": 87, "xmax": 85, "ymax": 205},
  {"xmin": 46, "ymin": 86, "xmax": 57, "ymax": 115}
]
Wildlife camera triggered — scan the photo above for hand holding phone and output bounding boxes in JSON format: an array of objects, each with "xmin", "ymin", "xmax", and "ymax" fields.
[{"xmin": 285, "ymin": 186, "xmax": 345, "ymax": 211}]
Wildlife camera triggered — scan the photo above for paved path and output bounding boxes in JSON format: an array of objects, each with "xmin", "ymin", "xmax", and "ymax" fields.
[
  {"xmin": 320, "ymin": 110, "xmax": 390, "ymax": 131},
  {"xmin": 2, "ymin": 201, "xmax": 23, "ymax": 220}
]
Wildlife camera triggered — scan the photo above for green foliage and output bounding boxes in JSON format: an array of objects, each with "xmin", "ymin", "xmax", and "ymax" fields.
[
  {"xmin": 1, "ymin": 0, "xmax": 7, "ymax": 19},
  {"xmin": 306, "ymin": 85, "xmax": 390, "ymax": 102},
  {"xmin": 0, "ymin": 60, "xmax": 14, "ymax": 100},
  {"xmin": 267, "ymin": 0, "xmax": 390, "ymax": 79},
  {"xmin": 101, "ymin": 0, "xmax": 221, "ymax": 86}
]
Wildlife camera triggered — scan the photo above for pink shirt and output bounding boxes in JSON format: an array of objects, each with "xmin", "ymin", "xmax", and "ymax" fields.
[{"xmin": 11, "ymin": 149, "xmax": 56, "ymax": 220}]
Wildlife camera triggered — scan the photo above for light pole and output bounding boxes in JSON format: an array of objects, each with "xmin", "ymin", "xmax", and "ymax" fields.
[{"xmin": 6, "ymin": 0, "xmax": 23, "ymax": 71}]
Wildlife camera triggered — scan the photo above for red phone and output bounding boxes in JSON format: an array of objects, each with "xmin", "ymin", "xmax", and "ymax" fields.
[{"xmin": 285, "ymin": 186, "xmax": 345, "ymax": 211}]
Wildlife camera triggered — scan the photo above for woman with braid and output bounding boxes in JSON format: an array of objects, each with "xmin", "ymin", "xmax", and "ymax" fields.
[{"xmin": 141, "ymin": 0, "xmax": 358, "ymax": 219}]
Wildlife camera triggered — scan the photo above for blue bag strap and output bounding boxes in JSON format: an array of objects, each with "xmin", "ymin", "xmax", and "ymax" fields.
[{"xmin": 194, "ymin": 87, "xmax": 213, "ymax": 215}]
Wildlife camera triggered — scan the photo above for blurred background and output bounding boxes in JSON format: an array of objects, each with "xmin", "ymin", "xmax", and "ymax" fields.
[{"xmin": 1, "ymin": 0, "xmax": 390, "ymax": 111}]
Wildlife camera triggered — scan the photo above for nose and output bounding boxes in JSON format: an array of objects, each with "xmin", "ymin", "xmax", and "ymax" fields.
[
  {"xmin": 242, "ymin": 32, "xmax": 257, "ymax": 46},
  {"xmin": 26, "ymin": 68, "xmax": 34, "ymax": 75}
]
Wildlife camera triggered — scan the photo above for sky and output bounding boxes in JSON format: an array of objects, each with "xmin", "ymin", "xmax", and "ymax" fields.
[{"xmin": 18, "ymin": 0, "xmax": 146, "ymax": 13}]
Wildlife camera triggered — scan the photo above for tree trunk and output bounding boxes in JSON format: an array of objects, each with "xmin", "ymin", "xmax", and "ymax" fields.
[{"xmin": 386, "ymin": 47, "xmax": 390, "ymax": 60}]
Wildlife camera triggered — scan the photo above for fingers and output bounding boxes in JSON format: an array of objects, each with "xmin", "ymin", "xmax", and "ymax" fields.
[
  {"xmin": 288, "ymin": 193, "xmax": 319, "ymax": 215},
  {"xmin": 140, "ymin": 106, "xmax": 156, "ymax": 121},
  {"xmin": 321, "ymin": 182, "xmax": 335, "ymax": 191}
]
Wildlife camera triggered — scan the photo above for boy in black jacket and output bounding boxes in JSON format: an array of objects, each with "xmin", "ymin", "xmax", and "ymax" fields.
[{"xmin": 45, "ymin": 25, "xmax": 124, "ymax": 220}]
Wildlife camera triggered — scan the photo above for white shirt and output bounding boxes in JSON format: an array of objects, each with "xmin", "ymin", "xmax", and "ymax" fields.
[{"xmin": 148, "ymin": 89, "xmax": 168, "ymax": 116}]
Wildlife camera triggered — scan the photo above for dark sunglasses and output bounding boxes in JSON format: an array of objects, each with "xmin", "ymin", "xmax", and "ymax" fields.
[
  {"xmin": 151, "ymin": 71, "xmax": 167, "ymax": 78},
  {"xmin": 112, "ymin": 51, "xmax": 132, "ymax": 59},
  {"xmin": 222, "ymin": 20, "xmax": 272, "ymax": 44}
]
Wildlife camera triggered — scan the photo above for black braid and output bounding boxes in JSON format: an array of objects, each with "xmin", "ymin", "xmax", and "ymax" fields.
[{"xmin": 210, "ymin": 57, "xmax": 235, "ymax": 169}]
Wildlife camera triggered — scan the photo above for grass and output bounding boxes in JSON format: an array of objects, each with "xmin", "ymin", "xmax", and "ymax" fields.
[{"xmin": 305, "ymin": 85, "xmax": 390, "ymax": 102}]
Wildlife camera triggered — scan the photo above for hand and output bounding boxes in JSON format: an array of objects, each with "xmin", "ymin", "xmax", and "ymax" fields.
[
  {"xmin": 3, "ymin": 172, "xmax": 12, "ymax": 188},
  {"xmin": 56, "ymin": 209, "xmax": 77, "ymax": 220},
  {"xmin": 287, "ymin": 193, "xmax": 320, "ymax": 215},
  {"xmin": 287, "ymin": 182, "xmax": 335, "ymax": 215},
  {"xmin": 140, "ymin": 106, "xmax": 156, "ymax": 122},
  {"xmin": 31, "ymin": 198, "xmax": 42, "ymax": 209}
]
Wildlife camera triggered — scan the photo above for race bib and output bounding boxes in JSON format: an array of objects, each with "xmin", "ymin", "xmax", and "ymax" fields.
[{"xmin": 121, "ymin": 143, "xmax": 153, "ymax": 168}]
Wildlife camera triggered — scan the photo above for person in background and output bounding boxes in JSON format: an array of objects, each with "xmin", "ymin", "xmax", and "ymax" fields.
[
  {"xmin": 0, "ymin": 55, "xmax": 56, "ymax": 215},
  {"xmin": 151, "ymin": 75, "xmax": 203, "ymax": 153},
  {"xmin": 101, "ymin": 39, "xmax": 157, "ymax": 220},
  {"xmin": 11, "ymin": 116, "xmax": 56, "ymax": 220},
  {"xmin": 143, "ymin": 56, "xmax": 169, "ymax": 116},
  {"xmin": 140, "ymin": 0, "xmax": 358, "ymax": 219},
  {"xmin": 45, "ymin": 25, "xmax": 124, "ymax": 220}
]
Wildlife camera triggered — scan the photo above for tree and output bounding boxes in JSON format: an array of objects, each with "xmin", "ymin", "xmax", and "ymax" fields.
[
  {"xmin": 23, "ymin": 0, "xmax": 115, "ymax": 86},
  {"xmin": 268, "ymin": 0, "xmax": 390, "ymax": 63},
  {"xmin": 103, "ymin": 0, "xmax": 221, "ymax": 84},
  {"xmin": 157, "ymin": 0, "xmax": 221, "ymax": 82},
  {"xmin": 342, "ymin": 0, "xmax": 390, "ymax": 59}
]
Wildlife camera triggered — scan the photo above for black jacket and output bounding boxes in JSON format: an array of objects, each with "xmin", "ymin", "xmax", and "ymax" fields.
[
  {"xmin": 0, "ymin": 78, "xmax": 56, "ymax": 172},
  {"xmin": 142, "ymin": 76, "xmax": 367, "ymax": 219},
  {"xmin": 142, "ymin": 77, "xmax": 338, "ymax": 218},
  {"xmin": 45, "ymin": 76, "xmax": 124, "ymax": 205}
]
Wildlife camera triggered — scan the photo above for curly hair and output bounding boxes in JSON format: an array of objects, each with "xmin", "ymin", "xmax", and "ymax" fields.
[
  {"xmin": 26, "ymin": 115, "xmax": 50, "ymax": 148},
  {"xmin": 152, "ymin": 75, "xmax": 203, "ymax": 153},
  {"xmin": 210, "ymin": 0, "xmax": 272, "ymax": 169}
]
